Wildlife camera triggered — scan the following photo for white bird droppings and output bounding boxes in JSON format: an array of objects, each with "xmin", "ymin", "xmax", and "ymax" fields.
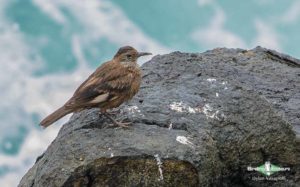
[
  {"xmin": 207, "ymin": 78, "xmax": 217, "ymax": 82},
  {"xmin": 154, "ymin": 154, "xmax": 164, "ymax": 181},
  {"xmin": 127, "ymin": 105, "xmax": 141, "ymax": 113},
  {"xmin": 168, "ymin": 123, "xmax": 173, "ymax": 130},
  {"xmin": 203, "ymin": 104, "xmax": 223, "ymax": 120},
  {"xmin": 170, "ymin": 102, "xmax": 201, "ymax": 113},
  {"xmin": 176, "ymin": 136, "xmax": 195, "ymax": 148}
]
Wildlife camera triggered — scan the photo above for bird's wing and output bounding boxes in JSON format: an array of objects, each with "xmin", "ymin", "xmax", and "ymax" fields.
[
  {"xmin": 65, "ymin": 62, "xmax": 135, "ymax": 108},
  {"xmin": 73, "ymin": 61, "xmax": 111, "ymax": 94}
]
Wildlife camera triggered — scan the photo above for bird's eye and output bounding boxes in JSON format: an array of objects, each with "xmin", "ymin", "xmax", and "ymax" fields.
[{"xmin": 126, "ymin": 54, "xmax": 132, "ymax": 59}]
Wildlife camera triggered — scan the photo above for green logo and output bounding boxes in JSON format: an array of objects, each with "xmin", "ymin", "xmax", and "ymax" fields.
[{"xmin": 247, "ymin": 161, "xmax": 290, "ymax": 176}]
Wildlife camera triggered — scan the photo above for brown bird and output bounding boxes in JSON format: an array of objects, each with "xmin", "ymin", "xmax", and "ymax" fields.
[{"xmin": 40, "ymin": 46, "xmax": 152, "ymax": 128}]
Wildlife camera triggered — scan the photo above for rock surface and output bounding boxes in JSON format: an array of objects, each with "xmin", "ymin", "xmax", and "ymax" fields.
[{"xmin": 19, "ymin": 47, "xmax": 300, "ymax": 187}]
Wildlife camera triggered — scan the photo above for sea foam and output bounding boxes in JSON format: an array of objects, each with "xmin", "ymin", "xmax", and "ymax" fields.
[{"xmin": 0, "ymin": 0, "xmax": 168, "ymax": 186}]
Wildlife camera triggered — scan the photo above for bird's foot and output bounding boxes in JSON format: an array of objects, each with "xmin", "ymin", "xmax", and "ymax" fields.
[
  {"xmin": 102, "ymin": 112, "xmax": 131, "ymax": 129},
  {"xmin": 109, "ymin": 121, "xmax": 132, "ymax": 128}
]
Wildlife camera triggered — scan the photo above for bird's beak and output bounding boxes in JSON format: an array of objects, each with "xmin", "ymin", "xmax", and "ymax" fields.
[{"xmin": 137, "ymin": 52, "xmax": 152, "ymax": 57}]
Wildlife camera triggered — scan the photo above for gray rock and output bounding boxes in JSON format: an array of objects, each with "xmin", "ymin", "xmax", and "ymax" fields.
[{"xmin": 19, "ymin": 47, "xmax": 300, "ymax": 187}]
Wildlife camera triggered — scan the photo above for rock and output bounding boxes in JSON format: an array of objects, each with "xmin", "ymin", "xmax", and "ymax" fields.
[{"xmin": 19, "ymin": 47, "xmax": 300, "ymax": 187}]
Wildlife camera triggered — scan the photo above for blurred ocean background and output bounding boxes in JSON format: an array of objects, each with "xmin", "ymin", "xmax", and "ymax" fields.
[{"xmin": 1, "ymin": 0, "xmax": 300, "ymax": 186}]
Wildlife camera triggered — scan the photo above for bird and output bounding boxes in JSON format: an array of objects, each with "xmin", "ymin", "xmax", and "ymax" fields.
[{"xmin": 40, "ymin": 46, "xmax": 152, "ymax": 128}]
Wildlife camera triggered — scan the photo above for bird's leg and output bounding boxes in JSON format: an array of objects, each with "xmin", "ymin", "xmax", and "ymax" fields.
[
  {"xmin": 100, "ymin": 109, "xmax": 131, "ymax": 128},
  {"xmin": 106, "ymin": 109, "xmax": 119, "ymax": 115}
]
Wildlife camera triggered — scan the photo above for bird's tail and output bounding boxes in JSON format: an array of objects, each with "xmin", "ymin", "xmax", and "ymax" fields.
[{"xmin": 40, "ymin": 106, "xmax": 72, "ymax": 128}]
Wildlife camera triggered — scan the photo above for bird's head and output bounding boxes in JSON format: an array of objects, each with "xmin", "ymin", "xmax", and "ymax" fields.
[{"xmin": 113, "ymin": 46, "xmax": 152, "ymax": 65}]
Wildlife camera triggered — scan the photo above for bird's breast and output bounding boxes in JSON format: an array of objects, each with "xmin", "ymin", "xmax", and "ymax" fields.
[{"xmin": 127, "ymin": 67, "xmax": 141, "ymax": 97}]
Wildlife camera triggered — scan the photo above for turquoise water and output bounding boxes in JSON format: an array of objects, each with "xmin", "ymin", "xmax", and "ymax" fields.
[{"xmin": 1, "ymin": 0, "xmax": 300, "ymax": 185}]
